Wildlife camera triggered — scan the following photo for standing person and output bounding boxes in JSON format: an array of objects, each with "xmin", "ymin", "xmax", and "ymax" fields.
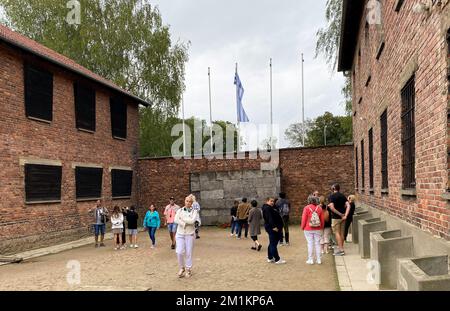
[
  {"xmin": 230, "ymin": 200, "xmax": 239, "ymax": 237},
  {"xmin": 118, "ymin": 207, "xmax": 127, "ymax": 248},
  {"xmin": 328, "ymin": 184, "xmax": 350, "ymax": 256},
  {"xmin": 89, "ymin": 199, "xmax": 109, "ymax": 248},
  {"xmin": 144, "ymin": 205, "xmax": 160, "ymax": 249},
  {"xmin": 124, "ymin": 206, "xmax": 139, "ymax": 248},
  {"xmin": 111, "ymin": 206, "xmax": 125, "ymax": 250},
  {"xmin": 301, "ymin": 196, "xmax": 325, "ymax": 264},
  {"xmin": 262, "ymin": 197, "xmax": 286, "ymax": 264},
  {"xmin": 174, "ymin": 195, "xmax": 198, "ymax": 278},
  {"xmin": 344, "ymin": 195, "xmax": 356, "ymax": 242},
  {"xmin": 164, "ymin": 197, "xmax": 180, "ymax": 249},
  {"xmin": 189, "ymin": 194, "xmax": 201, "ymax": 239},
  {"xmin": 248, "ymin": 200, "xmax": 263, "ymax": 251},
  {"xmin": 236, "ymin": 198, "xmax": 251, "ymax": 239},
  {"xmin": 319, "ymin": 196, "xmax": 332, "ymax": 254},
  {"xmin": 276, "ymin": 192, "xmax": 291, "ymax": 246},
  {"xmin": 313, "ymin": 190, "xmax": 320, "ymax": 197}
]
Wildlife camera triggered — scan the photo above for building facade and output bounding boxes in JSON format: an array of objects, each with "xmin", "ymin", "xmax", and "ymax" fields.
[
  {"xmin": 338, "ymin": 0, "xmax": 450, "ymax": 245},
  {"xmin": 0, "ymin": 25, "xmax": 147, "ymax": 254}
]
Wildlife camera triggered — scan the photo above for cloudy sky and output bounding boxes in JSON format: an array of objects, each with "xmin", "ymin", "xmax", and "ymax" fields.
[{"xmin": 150, "ymin": 0, "xmax": 346, "ymax": 148}]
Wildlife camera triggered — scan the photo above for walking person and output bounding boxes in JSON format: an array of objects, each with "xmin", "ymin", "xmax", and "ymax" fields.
[
  {"xmin": 248, "ymin": 200, "xmax": 263, "ymax": 251},
  {"xmin": 124, "ymin": 205, "xmax": 139, "ymax": 248},
  {"xmin": 262, "ymin": 197, "xmax": 286, "ymax": 264},
  {"xmin": 236, "ymin": 198, "xmax": 251, "ymax": 239},
  {"xmin": 301, "ymin": 195, "xmax": 325, "ymax": 264},
  {"xmin": 319, "ymin": 196, "xmax": 332, "ymax": 254},
  {"xmin": 111, "ymin": 206, "xmax": 125, "ymax": 250},
  {"xmin": 344, "ymin": 195, "xmax": 356, "ymax": 242},
  {"xmin": 174, "ymin": 195, "xmax": 199, "ymax": 278},
  {"xmin": 144, "ymin": 205, "xmax": 160, "ymax": 249},
  {"xmin": 89, "ymin": 199, "xmax": 108, "ymax": 248},
  {"xmin": 164, "ymin": 197, "xmax": 180, "ymax": 249},
  {"xmin": 328, "ymin": 184, "xmax": 351, "ymax": 256},
  {"xmin": 276, "ymin": 192, "xmax": 291, "ymax": 246},
  {"xmin": 230, "ymin": 200, "xmax": 239, "ymax": 237}
]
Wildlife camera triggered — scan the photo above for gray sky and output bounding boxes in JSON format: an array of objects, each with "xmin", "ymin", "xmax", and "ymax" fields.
[{"xmin": 150, "ymin": 0, "xmax": 346, "ymax": 148}]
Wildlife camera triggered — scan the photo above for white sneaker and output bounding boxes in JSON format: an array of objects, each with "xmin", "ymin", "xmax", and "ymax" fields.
[
  {"xmin": 316, "ymin": 259, "xmax": 322, "ymax": 265},
  {"xmin": 267, "ymin": 258, "xmax": 275, "ymax": 263},
  {"xmin": 275, "ymin": 259, "xmax": 286, "ymax": 265},
  {"xmin": 150, "ymin": 245, "xmax": 155, "ymax": 249},
  {"xmin": 134, "ymin": 244, "xmax": 139, "ymax": 248},
  {"xmin": 306, "ymin": 259, "xmax": 314, "ymax": 265}
]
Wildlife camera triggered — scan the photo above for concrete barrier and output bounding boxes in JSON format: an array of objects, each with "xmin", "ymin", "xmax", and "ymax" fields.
[
  {"xmin": 358, "ymin": 218, "xmax": 386, "ymax": 258},
  {"xmin": 397, "ymin": 255, "xmax": 450, "ymax": 291},
  {"xmin": 351, "ymin": 210, "xmax": 372, "ymax": 244},
  {"xmin": 370, "ymin": 229, "xmax": 414, "ymax": 289}
]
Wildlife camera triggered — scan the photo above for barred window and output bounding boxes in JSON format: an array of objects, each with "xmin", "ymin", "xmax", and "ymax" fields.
[
  {"xmin": 380, "ymin": 110, "xmax": 388, "ymax": 189},
  {"xmin": 74, "ymin": 83, "xmax": 96, "ymax": 132},
  {"xmin": 401, "ymin": 76, "xmax": 416, "ymax": 189},
  {"xmin": 24, "ymin": 64, "xmax": 53, "ymax": 122},
  {"xmin": 355, "ymin": 147, "xmax": 359, "ymax": 189},
  {"xmin": 25, "ymin": 164, "xmax": 62, "ymax": 202},
  {"xmin": 369, "ymin": 128, "xmax": 374, "ymax": 190},
  {"xmin": 110, "ymin": 97, "xmax": 127, "ymax": 139},
  {"xmin": 111, "ymin": 169, "xmax": 133, "ymax": 198},
  {"xmin": 75, "ymin": 167, "xmax": 103, "ymax": 200},
  {"xmin": 361, "ymin": 140, "xmax": 365, "ymax": 190}
]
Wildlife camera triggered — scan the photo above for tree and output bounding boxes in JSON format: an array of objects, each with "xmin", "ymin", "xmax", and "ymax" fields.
[
  {"xmin": 315, "ymin": 0, "xmax": 352, "ymax": 116},
  {"xmin": 285, "ymin": 112, "xmax": 352, "ymax": 148}
]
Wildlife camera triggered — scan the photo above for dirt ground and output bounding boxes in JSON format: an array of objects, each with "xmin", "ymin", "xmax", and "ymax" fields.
[{"xmin": 0, "ymin": 227, "xmax": 338, "ymax": 291}]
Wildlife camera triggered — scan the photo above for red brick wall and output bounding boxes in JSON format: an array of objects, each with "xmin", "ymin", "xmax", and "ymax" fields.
[
  {"xmin": 351, "ymin": 1, "xmax": 450, "ymax": 239},
  {"xmin": 138, "ymin": 145, "xmax": 355, "ymax": 222},
  {"xmin": 0, "ymin": 42, "xmax": 140, "ymax": 253}
]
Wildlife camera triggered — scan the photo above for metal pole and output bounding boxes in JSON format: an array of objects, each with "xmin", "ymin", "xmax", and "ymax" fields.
[
  {"xmin": 181, "ymin": 94, "xmax": 187, "ymax": 156},
  {"xmin": 208, "ymin": 67, "xmax": 213, "ymax": 153},
  {"xmin": 236, "ymin": 63, "xmax": 240, "ymax": 152},
  {"xmin": 270, "ymin": 58, "xmax": 273, "ymax": 148},
  {"xmin": 301, "ymin": 53, "xmax": 305, "ymax": 146},
  {"xmin": 324, "ymin": 125, "xmax": 327, "ymax": 146}
]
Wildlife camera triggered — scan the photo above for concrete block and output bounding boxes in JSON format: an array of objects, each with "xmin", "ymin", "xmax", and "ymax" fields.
[
  {"xmin": 201, "ymin": 189, "xmax": 224, "ymax": 200},
  {"xmin": 256, "ymin": 187, "xmax": 277, "ymax": 199},
  {"xmin": 200, "ymin": 180, "xmax": 223, "ymax": 191},
  {"xmin": 370, "ymin": 229, "xmax": 414, "ymax": 289},
  {"xmin": 352, "ymin": 211, "xmax": 372, "ymax": 244},
  {"xmin": 190, "ymin": 173, "xmax": 200, "ymax": 183},
  {"xmin": 358, "ymin": 218, "xmax": 386, "ymax": 259},
  {"xmin": 398, "ymin": 255, "xmax": 450, "ymax": 291},
  {"xmin": 190, "ymin": 181, "xmax": 200, "ymax": 192},
  {"xmin": 223, "ymin": 180, "xmax": 244, "ymax": 198},
  {"xmin": 254, "ymin": 177, "xmax": 278, "ymax": 188},
  {"xmin": 243, "ymin": 170, "xmax": 263, "ymax": 179},
  {"xmin": 199, "ymin": 172, "xmax": 216, "ymax": 184},
  {"xmin": 198, "ymin": 199, "xmax": 225, "ymax": 210}
]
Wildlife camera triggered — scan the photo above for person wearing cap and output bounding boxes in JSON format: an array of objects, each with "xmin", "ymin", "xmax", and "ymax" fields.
[{"xmin": 164, "ymin": 197, "xmax": 180, "ymax": 249}]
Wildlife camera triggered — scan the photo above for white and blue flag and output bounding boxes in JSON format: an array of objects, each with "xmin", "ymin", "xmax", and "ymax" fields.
[{"xmin": 234, "ymin": 72, "xmax": 249, "ymax": 123}]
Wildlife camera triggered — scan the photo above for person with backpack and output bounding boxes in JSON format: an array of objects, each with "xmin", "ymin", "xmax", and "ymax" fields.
[
  {"xmin": 301, "ymin": 195, "xmax": 325, "ymax": 265},
  {"xmin": 276, "ymin": 192, "xmax": 291, "ymax": 246},
  {"xmin": 124, "ymin": 205, "xmax": 139, "ymax": 248}
]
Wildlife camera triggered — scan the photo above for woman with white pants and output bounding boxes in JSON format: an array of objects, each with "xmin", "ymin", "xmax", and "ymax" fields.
[
  {"xmin": 301, "ymin": 195, "xmax": 325, "ymax": 265},
  {"xmin": 174, "ymin": 195, "xmax": 198, "ymax": 278}
]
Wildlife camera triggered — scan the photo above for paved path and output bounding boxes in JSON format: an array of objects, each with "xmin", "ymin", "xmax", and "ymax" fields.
[{"xmin": 0, "ymin": 227, "xmax": 338, "ymax": 291}]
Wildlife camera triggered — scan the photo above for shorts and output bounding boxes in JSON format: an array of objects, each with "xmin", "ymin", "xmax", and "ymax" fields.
[
  {"xmin": 167, "ymin": 223, "xmax": 178, "ymax": 233},
  {"xmin": 94, "ymin": 224, "xmax": 105, "ymax": 236},
  {"xmin": 112, "ymin": 228, "xmax": 123, "ymax": 234},
  {"xmin": 320, "ymin": 227, "xmax": 332, "ymax": 244},
  {"xmin": 331, "ymin": 219, "xmax": 345, "ymax": 236},
  {"xmin": 127, "ymin": 229, "xmax": 138, "ymax": 235},
  {"xmin": 251, "ymin": 236, "xmax": 258, "ymax": 241}
]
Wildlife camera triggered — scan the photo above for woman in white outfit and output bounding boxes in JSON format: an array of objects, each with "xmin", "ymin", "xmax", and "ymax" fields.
[{"xmin": 174, "ymin": 195, "xmax": 198, "ymax": 278}]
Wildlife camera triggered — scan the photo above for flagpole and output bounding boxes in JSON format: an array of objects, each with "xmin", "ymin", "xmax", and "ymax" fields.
[
  {"xmin": 236, "ymin": 63, "xmax": 240, "ymax": 152},
  {"xmin": 270, "ymin": 58, "xmax": 273, "ymax": 149},
  {"xmin": 181, "ymin": 94, "xmax": 186, "ymax": 157},
  {"xmin": 208, "ymin": 67, "xmax": 213, "ymax": 153},
  {"xmin": 301, "ymin": 52, "xmax": 305, "ymax": 146}
]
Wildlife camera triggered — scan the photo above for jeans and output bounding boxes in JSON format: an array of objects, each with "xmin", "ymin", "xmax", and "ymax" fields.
[
  {"xmin": 237, "ymin": 219, "xmax": 248, "ymax": 238},
  {"xmin": 94, "ymin": 224, "xmax": 105, "ymax": 236},
  {"xmin": 280, "ymin": 215, "xmax": 290, "ymax": 243},
  {"xmin": 265, "ymin": 225, "xmax": 281, "ymax": 262},
  {"xmin": 304, "ymin": 230, "xmax": 322, "ymax": 261},
  {"xmin": 148, "ymin": 227, "xmax": 157, "ymax": 246},
  {"xmin": 176, "ymin": 233, "xmax": 195, "ymax": 269},
  {"xmin": 230, "ymin": 218, "xmax": 238, "ymax": 234}
]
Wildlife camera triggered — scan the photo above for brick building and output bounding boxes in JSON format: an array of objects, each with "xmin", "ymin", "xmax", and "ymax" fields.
[
  {"xmin": 338, "ymin": 0, "xmax": 450, "ymax": 249},
  {"xmin": 0, "ymin": 25, "xmax": 148, "ymax": 254}
]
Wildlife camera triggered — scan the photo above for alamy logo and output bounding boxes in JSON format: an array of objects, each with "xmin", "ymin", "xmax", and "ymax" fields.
[
  {"xmin": 66, "ymin": 0, "xmax": 81, "ymax": 25},
  {"xmin": 66, "ymin": 260, "xmax": 81, "ymax": 285},
  {"xmin": 366, "ymin": 0, "xmax": 382, "ymax": 25}
]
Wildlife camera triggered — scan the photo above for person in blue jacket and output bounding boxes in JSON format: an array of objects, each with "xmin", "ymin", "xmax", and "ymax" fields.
[{"xmin": 144, "ymin": 204, "xmax": 161, "ymax": 249}]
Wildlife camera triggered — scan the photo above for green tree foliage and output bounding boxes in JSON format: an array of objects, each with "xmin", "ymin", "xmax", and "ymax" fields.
[
  {"xmin": 285, "ymin": 112, "xmax": 352, "ymax": 148},
  {"xmin": 1, "ymin": 0, "xmax": 190, "ymax": 156}
]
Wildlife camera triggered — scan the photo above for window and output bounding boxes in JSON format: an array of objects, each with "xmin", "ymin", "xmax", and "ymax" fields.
[
  {"xmin": 355, "ymin": 147, "xmax": 359, "ymax": 189},
  {"xmin": 111, "ymin": 169, "xmax": 132, "ymax": 198},
  {"xmin": 395, "ymin": 0, "xmax": 405, "ymax": 12},
  {"xmin": 380, "ymin": 110, "xmax": 388, "ymax": 189},
  {"xmin": 376, "ymin": 41, "xmax": 385, "ymax": 60},
  {"xmin": 361, "ymin": 140, "xmax": 365, "ymax": 190},
  {"xmin": 74, "ymin": 83, "xmax": 96, "ymax": 132},
  {"xmin": 75, "ymin": 167, "xmax": 103, "ymax": 200},
  {"xmin": 25, "ymin": 164, "xmax": 62, "ymax": 202},
  {"xmin": 401, "ymin": 76, "xmax": 416, "ymax": 189},
  {"xmin": 24, "ymin": 64, "xmax": 53, "ymax": 122},
  {"xmin": 110, "ymin": 97, "xmax": 127, "ymax": 139},
  {"xmin": 368, "ymin": 128, "xmax": 374, "ymax": 190}
]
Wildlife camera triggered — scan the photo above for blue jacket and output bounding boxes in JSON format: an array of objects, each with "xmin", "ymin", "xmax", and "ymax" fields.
[{"xmin": 144, "ymin": 211, "xmax": 161, "ymax": 228}]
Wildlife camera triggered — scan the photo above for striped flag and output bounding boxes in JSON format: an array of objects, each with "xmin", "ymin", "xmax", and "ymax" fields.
[{"xmin": 234, "ymin": 72, "xmax": 249, "ymax": 123}]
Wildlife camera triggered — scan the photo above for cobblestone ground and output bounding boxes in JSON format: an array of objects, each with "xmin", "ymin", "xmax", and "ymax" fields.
[{"xmin": 0, "ymin": 227, "xmax": 338, "ymax": 291}]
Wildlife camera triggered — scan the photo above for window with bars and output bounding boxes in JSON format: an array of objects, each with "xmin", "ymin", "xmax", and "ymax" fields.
[
  {"xmin": 380, "ymin": 110, "xmax": 388, "ymax": 189},
  {"xmin": 75, "ymin": 167, "xmax": 103, "ymax": 200},
  {"xmin": 361, "ymin": 140, "xmax": 365, "ymax": 190},
  {"xmin": 74, "ymin": 83, "xmax": 96, "ymax": 132},
  {"xmin": 369, "ymin": 128, "xmax": 374, "ymax": 190},
  {"xmin": 355, "ymin": 147, "xmax": 359, "ymax": 189},
  {"xmin": 401, "ymin": 76, "xmax": 416, "ymax": 189},
  {"xmin": 111, "ymin": 169, "xmax": 133, "ymax": 198},
  {"xmin": 110, "ymin": 97, "xmax": 127, "ymax": 139},
  {"xmin": 24, "ymin": 64, "xmax": 53, "ymax": 122},
  {"xmin": 25, "ymin": 164, "xmax": 62, "ymax": 203}
]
